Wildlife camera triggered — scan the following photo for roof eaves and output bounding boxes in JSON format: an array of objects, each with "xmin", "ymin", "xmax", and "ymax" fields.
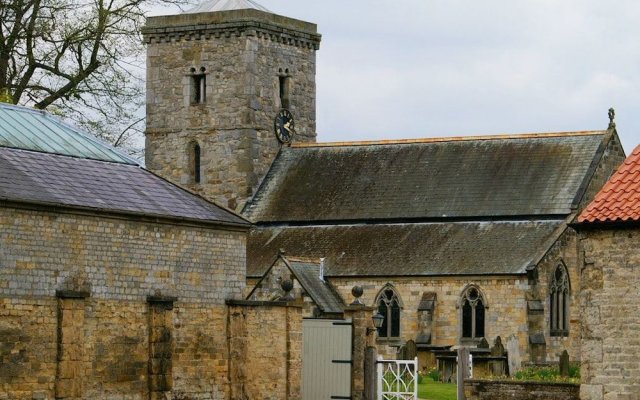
[{"xmin": 0, "ymin": 197, "xmax": 251, "ymax": 230}]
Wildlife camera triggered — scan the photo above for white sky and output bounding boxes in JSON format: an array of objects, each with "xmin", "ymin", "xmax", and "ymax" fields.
[{"xmin": 149, "ymin": 1, "xmax": 640, "ymax": 153}]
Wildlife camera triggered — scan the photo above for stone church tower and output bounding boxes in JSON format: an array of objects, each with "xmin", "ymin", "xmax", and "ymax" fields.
[{"xmin": 142, "ymin": 1, "xmax": 321, "ymax": 210}]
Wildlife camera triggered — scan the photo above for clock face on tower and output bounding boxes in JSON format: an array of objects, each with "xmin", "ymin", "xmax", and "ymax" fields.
[{"xmin": 274, "ymin": 109, "xmax": 295, "ymax": 143}]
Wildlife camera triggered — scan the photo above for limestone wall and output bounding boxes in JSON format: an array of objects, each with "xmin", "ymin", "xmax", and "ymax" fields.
[
  {"xmin": 579, "ymin": 227, "xmax": 640, "ymax": 400},
  {"xmin": 530, "ymin": 228, "xmax": 582, "ymax": 363},
  {"xmin": 464, "ymin": 380, "xmax": 579, "ymax": 400},
  {"xmin": 228, "ymin": 301, "xmax": 302, "ymax": 400},
  {"xmin": 330, "ymin": 277, "xmax": 530, "ymax": 363},
  {"xmin": 0, "ymin": 205, "xmax": 246, "ymax": 399}
]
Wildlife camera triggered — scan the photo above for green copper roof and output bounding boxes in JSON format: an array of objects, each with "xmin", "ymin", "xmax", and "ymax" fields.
[{"xmin": 0, "ymin": 103, "xmax": 138, "ymax": 164}]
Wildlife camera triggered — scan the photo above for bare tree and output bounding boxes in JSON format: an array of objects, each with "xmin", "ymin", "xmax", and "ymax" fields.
[{"xmin": 0, "ymin": 0, "xmax": 192, "ymax": 155}]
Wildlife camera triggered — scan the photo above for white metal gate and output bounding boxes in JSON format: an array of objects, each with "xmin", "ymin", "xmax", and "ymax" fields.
[
  {"xmin": 377, "ymin": 357, "xmax": 418, "ymax": 400},
  {"xmin": 302, "ymin": 319, "xmax": 352, "ymax": 400}
]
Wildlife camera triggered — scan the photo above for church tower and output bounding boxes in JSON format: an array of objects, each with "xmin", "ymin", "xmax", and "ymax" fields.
[{"xmin": 142, "ymin": 0, "xmax": 321, "ymax": 210}]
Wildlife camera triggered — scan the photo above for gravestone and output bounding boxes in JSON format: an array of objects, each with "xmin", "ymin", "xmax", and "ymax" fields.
[
  {"xmin": 559, "ymin": 350, "xmax": 570, "ymax": 377},
  {"xmin": 397, "ymin": 340, "xmax": 417, "ymax": 360},
  {"xmin": 490, "ymin": 336, "xmax": 506, "ymax": 376},
  {"xmin": 506, "ymin": 334, "xmax": 521, "ymax": 375},
  {"xmin": 478, "ymin": 337, "xmax": 489, "ymax": 349}
]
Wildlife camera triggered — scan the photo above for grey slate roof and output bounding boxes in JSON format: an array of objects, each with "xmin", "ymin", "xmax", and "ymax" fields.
[
  {"xmin": 0, "ymin": 103, "xmax": 137, "ymax": 164},
  {"xmin": 0, "ymin": 147, "xmax": 249, "ymax": 226},
  {"xmin": 244, "ymin": 132, "xmax": 607, "ymax": 222},
  {"xmin": 184, "ymin": 0, "xmax": 270, "ymax": 13},
  {"xmin": 247, "ymin": 220, "xmax": 565, "ymax": 277},
  {"xmin": 286, "ymin": 258, "xmax": 344, "ymax": 314}
]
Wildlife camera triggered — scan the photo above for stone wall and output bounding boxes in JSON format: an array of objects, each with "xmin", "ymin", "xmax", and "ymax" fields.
[
  {"xmin": 464, "ymin": 380, "xmax": 580, "ymax": 400},
  {"xmin": 0, "ymin": 205, "xmax": 246, "ymax": 399},
  {"xmin": 529, "ymin": 228, "xmax": 582, "ymax": 363},
  {"xmin": 330, "ymin": 276, "xmax": 530, "ymax": 363},
  {"xmin": 579, "ymin": 227, "xmax": 640, "ymax": 400},
  {"xmin": 144, "ymin": 10, "xmax": 319, "ymax": 211},
  {"xmin": 228, "ymin": 301, "xmax": 302, "ymax": 400}
]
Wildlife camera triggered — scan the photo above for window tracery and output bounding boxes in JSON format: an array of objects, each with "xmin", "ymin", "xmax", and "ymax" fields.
[
  {"xmin": 550, "ymin": 265, "xmax": 570, "ymax": 336},
  {"xmin": 461, "ymin": 286, "xmax": 485, "ymax": 340},
  {"xmin": 376, "ymin": 285, "xmax": 402, "ymax": 339}
]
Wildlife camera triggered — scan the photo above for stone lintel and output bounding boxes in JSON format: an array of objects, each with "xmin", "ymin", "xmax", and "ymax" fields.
[
  {"xmin": 147, "ymin": 295, "xmax": 178, "ymax": 309},
  {"xmin": 56, "ymin": 289, "xmax": 90, "ymax": 299},
  {"xmin": 226, "ymin": 299, "xmax": 302, "ymax": 308},
  {"xmin": 143, "ymin": 10, "xmax": 321, "ymax": 48}
]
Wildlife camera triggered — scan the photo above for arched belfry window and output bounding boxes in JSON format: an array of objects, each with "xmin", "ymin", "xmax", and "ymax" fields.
[
  {"xmin": 461, "ymin": 286, "xmax": 486, "ymax": 340},
  {"xmin": 376, "ymin": 285, "xmax": 402, "ymax": 339},
  {"xmin": 550, "ymin": 265, "xmax": 570, "ymax": 337}
]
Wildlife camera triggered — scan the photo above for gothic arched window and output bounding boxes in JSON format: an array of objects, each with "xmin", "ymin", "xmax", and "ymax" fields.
[
  {"xmin": 461, "ymin": 286, "xmax": 485, "ymax": 340},
  {"xmin": 550, "ymin": 265, "xmax": 570, "ymax": 337},
  {"xmin": 376, "ymin": 285, "xmax": 402, "ymax": 339}
]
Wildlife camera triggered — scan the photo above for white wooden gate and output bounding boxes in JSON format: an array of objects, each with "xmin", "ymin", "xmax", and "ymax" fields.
[
  {"xmin": 302, "ymin": 319, "xmax": 352, "ymax": 400},
  {"xmin": 377, "ymin": 357, "xmax": 418, "ymax": 400}
]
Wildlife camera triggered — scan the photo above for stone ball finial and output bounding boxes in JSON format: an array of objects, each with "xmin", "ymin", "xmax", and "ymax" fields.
[
  {"xmin": 281, "ymin": 279, "xmax": 294, "ymax": 293},
  {"xmin": 351, "ymin": 285, "xmax": 364, "ymax": 305}
]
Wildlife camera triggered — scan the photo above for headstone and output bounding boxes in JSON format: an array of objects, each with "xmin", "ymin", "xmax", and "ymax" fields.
[
  {"xmin": 506, "ymin": 335, "xmax": 521, "ymax": 375},
  {"xmin": 490, "ymin": 336, "xmax": 506, "ymax": 376},
  {"xmin": 404, "ymin": 340, "xmax": 417, "ymax": 360},
  {"xmin": 559, "ymin": 350, "xmax": 570, "ymax": 377},
  {"xmin": 478, "ymin": 337, "xmax": 489, "ymax": 349}
]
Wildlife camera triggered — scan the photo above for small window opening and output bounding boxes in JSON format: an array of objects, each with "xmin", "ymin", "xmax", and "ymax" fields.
[
  {"xmin": 376, "ymin": 286, "xmax": 402, "ymax": 339},
  {"xmin": 550, "ymin": 265, "xmax": 570, "ymax": 337},
  {"xmin": 194, "ymin": 143, "xmax": 201, "ymax": 183},
  {"xmin": 461, "ymin": 286, "xmax": 486, "ymax": 340},
  {"xmin": 278, "ymin": 70, "xmax": 290, "ymax": 109},
  {"xmin": 191, "ymin": 67, "xmax": 206, "ymax": 104}
]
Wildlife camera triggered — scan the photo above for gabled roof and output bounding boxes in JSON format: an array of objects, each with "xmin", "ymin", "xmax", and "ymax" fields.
[
  {"xmin": 286, "ymin": 258, "xmax": 344, "ymax": 314},
  {"xmin": 579, "ymin": 144, "xmax": 640, "ymax": 224},
  {"xmin": 0, "ymin": 147, "xmax": 249, "ymax": 226},
  {"xmin": 249, "ymin": 255, "xmax": 345, "ymax": 313},
  {"xmin": 0, "ymin": 103, "xmax": 137, "ymax": 164},
  {"xmin": 243, "ymin": 132, "xmax": 608, "ymax": 223},
  {"xmin": 184, "ymin": 0, "xmax": 270, "ymax": 13},
  {"xmin": 247, "ymin": 220, "xmax": 565, "ymax": 277}
]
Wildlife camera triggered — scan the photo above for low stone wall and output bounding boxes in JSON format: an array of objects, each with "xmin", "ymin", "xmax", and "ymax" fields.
[{"xmin": 464, "ymin": 379, "xmax": 579, "ymax": 400}]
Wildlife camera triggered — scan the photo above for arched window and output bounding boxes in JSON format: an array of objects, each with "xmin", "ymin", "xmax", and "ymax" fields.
[
  {"xmin": 550, "ymin": 265, "xmax": 570, "ymax": 337},
  {"xmin": 376, "ymin": 285, "xmax": 402, "ymax": 339},
  {"xmin": 461, "ymin": 286, "xmax": 485, "ymax": 340}
]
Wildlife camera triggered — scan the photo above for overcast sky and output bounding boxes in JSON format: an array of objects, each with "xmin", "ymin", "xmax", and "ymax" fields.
[{"xmin": 150, "ymin": 1, "xmax": 640, "ymax": 153}]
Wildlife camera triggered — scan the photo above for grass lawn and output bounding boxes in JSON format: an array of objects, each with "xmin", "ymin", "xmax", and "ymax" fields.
[{"xmin": 418, "ymin": 378, "xmax": 457, "ymax": 400}]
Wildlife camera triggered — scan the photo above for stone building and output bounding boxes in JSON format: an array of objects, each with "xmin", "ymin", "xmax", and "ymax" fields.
[
  {"xmin": 142, "ymin": 0, "xmax": 320, "ymax": 211},
  {"xmin": 0, "ymin": 102, "xmax": 304, "ymax": 400},
  {"xmin": 576, "ymin": 144, "xmax": 640, "ymax": 400},
  {"xmin": 141, "ymin": 0, "xmax": 628, "ymax": 374}
]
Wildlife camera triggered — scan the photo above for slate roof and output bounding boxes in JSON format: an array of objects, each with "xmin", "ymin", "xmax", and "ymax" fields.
[
  {"xmin": 0, "ymin": 144, "xmax": 248, "ymax": 226},
  {"xmin": 184, "ymin": 0, "xmax": 270, "ymax": 13},
  {"xmin": 285, "ymin": 258, "xmax": 344, "ymax": 314},
  {"xmin": 0, "ymin": 103, "xmax": 137, "ymax": 164},
  {"xmin": 579, "ymin": 144, "xmax": 640, "ymax": 224},
  {"xmin": 247, "ymin": 220, "xmax": 565, "ymax": 277},
  {"xmin": 244, "ymin": 132, "xmax": 607, "ymax": 223}
]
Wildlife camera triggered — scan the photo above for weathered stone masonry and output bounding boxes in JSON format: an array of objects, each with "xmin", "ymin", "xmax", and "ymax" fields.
[
  {"xmin": 0, "ymin": 205, "xmax": 246, "ymax": 399},
  {"xmin": 143, "ymin": 9, "xmax": 321, "ymax": 211},
  {"xmin": 579, "ymin": 227, "xmax": 640, "ymax": 400}
]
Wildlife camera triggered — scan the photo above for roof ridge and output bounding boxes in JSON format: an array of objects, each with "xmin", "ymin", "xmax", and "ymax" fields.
[{"xmin": 292, "ymin": 130, "xmax": 606, "ymax": 148}]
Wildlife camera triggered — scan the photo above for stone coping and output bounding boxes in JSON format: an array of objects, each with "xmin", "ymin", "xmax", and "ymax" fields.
[
  {"xmin": 226, "ymin": 299, "xmax": 302, "ymax": 308},
  {"xmin": 466, "ymin": 379, "xmax": 580, "ymax": 387}
]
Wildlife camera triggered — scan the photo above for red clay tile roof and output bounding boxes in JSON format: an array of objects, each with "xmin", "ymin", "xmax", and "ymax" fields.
[{"xmin": 579, "ymin": 145, "xmax": 640, "ymax": 224}]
